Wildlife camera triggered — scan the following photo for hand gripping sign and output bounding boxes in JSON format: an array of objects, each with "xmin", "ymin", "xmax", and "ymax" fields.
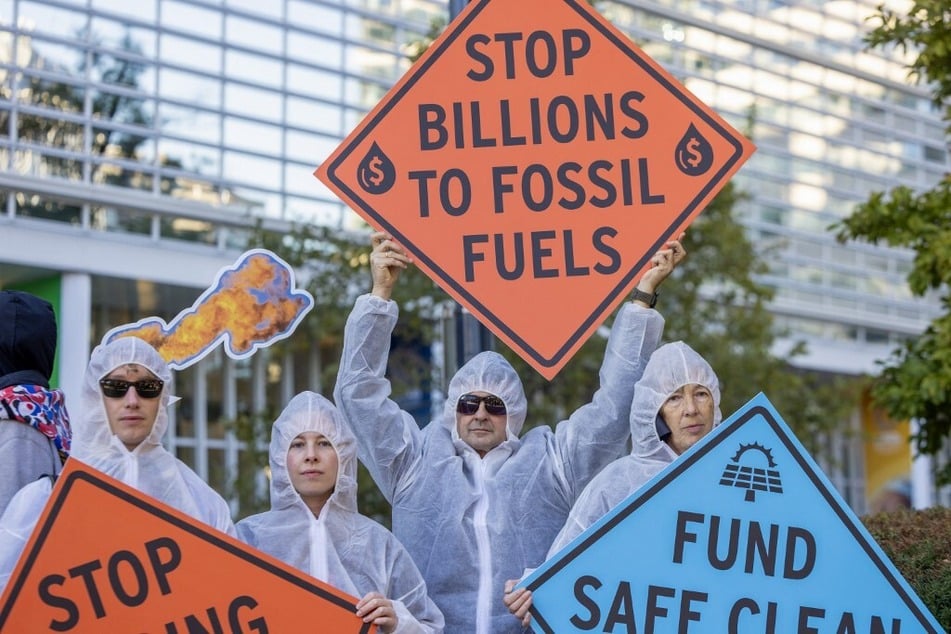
[
  {"xmin": 520, "ymin": 394, "xmax": 942, "ymax": 633},
  {"xmin": 0, "ymin": 460, "xmax": 372, "ymax": 633},
  {"xmin": 315, "ymin": 0, "xmax": 755, "ymax": 379}
]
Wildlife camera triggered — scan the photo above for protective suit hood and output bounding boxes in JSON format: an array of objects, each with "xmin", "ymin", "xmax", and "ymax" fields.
[
  {"xmin": 74, "ymin": 336, "xmax": 173, "ymax": 459},
  {"xmin": 443, "ymin": 351, "xmax": 527, "ymax": 442},
  {"xmin": 268, "ymin": 391, "xmax": 358, "ymax": 516},
  {"xmin": 237, "ymin": 391, "xmax": 445, "ymax": 632},
  {"xmin": 548, "ymin": 341, "xmax": 722, "ymax": 557},
  {"xmin": 69, "ymin": 336, "xmax": 233, "ymax": 533},
  {"xmin": 630, "ymin": 340, "xmax": 722, "ymax": 462}
]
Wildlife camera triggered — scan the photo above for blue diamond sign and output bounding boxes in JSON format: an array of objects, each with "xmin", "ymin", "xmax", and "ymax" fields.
[{"xmin": 521, "ymin": 393, "xmax": 942, "ymax": 633}]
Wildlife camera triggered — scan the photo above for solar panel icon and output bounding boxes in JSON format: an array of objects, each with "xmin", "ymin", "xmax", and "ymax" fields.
[{"xmin": 719, "ymin": 442, "xmax": 784, "ymax": 502}]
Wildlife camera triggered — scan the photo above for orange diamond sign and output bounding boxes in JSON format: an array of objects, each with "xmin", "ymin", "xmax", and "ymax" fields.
[
  {"xmin": 315, "ymin": 0, "xmax": 755, "ymax": 379},
  {"xmin": 0, "ymin": 460, "xmax": 370, "ymax": 633}
]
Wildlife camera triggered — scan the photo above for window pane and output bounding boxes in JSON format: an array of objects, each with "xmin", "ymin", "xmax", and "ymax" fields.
[
  {"xmin": 285, "ymin": 128, "xmax": 336, "ymax": 164},
  {"xmin": 286, "ymin": 97, "xmax": 343, "ymax": 136},
  {"xmin": 161, "ymin": 1, "xmax": 221, "ymax": 39},
  {"xmin": 286, "ymin": 63, "xmax": 342, "ymax": 101},
  {"xmin": 227, "ymin": 186, "xmax": 279, "ymax": 218},
  {"xmin": 15, "ymin": 191, "xmax": 82, "ymax": 222},
  {"xmin": 20, "ymin": 73, "xmax": 85, "ymax": 115},
  {"xmin": 224, "ymin": 49, "xmax": 283, "ymax": 89},
  {"xmin": 92, "ymin": 0, "xmax": 157, "ymax": 22},
  {"xmin": 223, "ymin": 151, "xmax": 280, "ymax": 189},
  {"xmin": 160, "ymin": 33, "xmax": 221, "ymax": 74},
  {"xmin": 224, "ymin": 117, "xmax": 282, "ymax": 155},
  {"xmin": 286, "ymin": 31, "xmax": 342, "ymax": 68},
  {"xmin": 227, "ymin": 0, "xmax": 283, "ymax": 19},
  {"xmin": 223, "ymin": 83, "xmax": 280, "ymax": 120},
  {"xmin": 161, "ymin": 215, "xmax": 217, "ymax": 245},
  {"xmin": 161, "ymin": 103, "xmax": 221, "ymax": 145},
  {"xmin": 285, "ymin": 195, "xmax": 343, "ymax": 225},
  {"xmin": 225, "ymin": 14, "xmax": 282, "ymax": 53},
  {"xmin": 90, "ymin": 16, "xmax": 157, "ymax": 59},
  {"xmin": 91, "ymin": 157, "xmax": 156, "ymax": 191},
  {"xmin": 19, "ymin": 2, "xmax": 87, "ymax": 42},
  {"xmin": 287, "ymin": 1, "xmax": 343, "ymax": 37},
  {"xmin": 158, "ymin": 66, "xmax": 221, "ymax": 109},
  {"xmin": 17, "ymin": 111, "xmax": 84, "ymax": 153},
  {"xmin": 90, "ymin": 205, "xmax": 154, "ymax": 235},
  {"xmin": 21, "ymin": 38, "xmax": 81, "ymax": 78},
  {"xmin": 157, "ymin": 138, "xmax": 220, "ymax": 176},
  {"xmin": 284, "ymin": 161, "xmax": 324, "ymax": 197}
]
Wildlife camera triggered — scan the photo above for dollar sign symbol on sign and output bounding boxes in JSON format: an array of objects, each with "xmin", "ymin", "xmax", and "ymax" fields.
[
  {"xmin": 357, "ymin": 142, "xmax": 396, "ymax": 194},
  {"xmin": 366, "ymin": 156, "xmax": 386, "ymax": 187},
  {"xmin": 675, "ymin": 124, "xmax": 713, "ymax": 176},
  {"xmin": 684, "ymin": 138, "xmax": 703, "ymax": 168}
]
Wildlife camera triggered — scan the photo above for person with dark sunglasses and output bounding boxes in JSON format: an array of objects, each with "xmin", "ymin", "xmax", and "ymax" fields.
[
  {"xmin": 334, "ymin": 230, "xmax": 685, "ymax": 634},
  {"xmin": 0, "ymin": 336, "xmax": 236, "ymax": 591}
]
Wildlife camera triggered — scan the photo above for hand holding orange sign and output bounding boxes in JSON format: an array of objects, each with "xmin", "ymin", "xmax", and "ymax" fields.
[
  {"xmin": 370, "ymin": 232, "xmax": 413, "ymax": 302},
  {"xmin": 316, "ymin": 0, "xmax": 754, "ymax": 379},
  {"xmin": 0, "ymin": 460, "xmax": 372, "ymax": 633}
]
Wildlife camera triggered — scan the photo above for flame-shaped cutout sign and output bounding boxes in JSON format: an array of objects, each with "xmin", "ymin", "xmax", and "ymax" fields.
[
  {"xmin": 357, "ymin": 141, "xmax": 396, "ymax": 195},
  {"xmin": 675, "ymin": 123, "xmax": 714, "ymax": 176},
  {"xmin": 103, "ymin": 250, "xmax": 314, "ymax": 370}
]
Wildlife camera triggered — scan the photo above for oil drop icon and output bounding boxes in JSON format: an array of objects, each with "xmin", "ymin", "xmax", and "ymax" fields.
[
  {"xmin": 357, "ymin": 142, "xmax": 396, "ymax": 194},
  {"xmin": 675, "ymin": 124, "xmax": 713, "ymax": 176}
]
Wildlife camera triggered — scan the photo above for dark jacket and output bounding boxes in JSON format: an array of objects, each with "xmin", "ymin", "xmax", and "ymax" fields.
[{"xmin": 0, "ymin": 290, "xmax": 57, "ymax": 389}]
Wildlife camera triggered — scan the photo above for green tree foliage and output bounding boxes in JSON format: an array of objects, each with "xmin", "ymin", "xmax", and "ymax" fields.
[
  {"xmin": 862, "ymin": 507, "xmax": 951, "ymax": 629},
  {"xmin": 834, "ymin": 0, "xmax": 951, "ymax": 483}
]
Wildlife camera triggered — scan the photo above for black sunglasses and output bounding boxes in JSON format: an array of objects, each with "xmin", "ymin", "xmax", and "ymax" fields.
[
  {"xmin": 99, "ymin": 378, "xmax": 164, "ymax": 399},
  {"xmin": 457, "ymin": 393, "xmax": 506, "ymax": 416}
]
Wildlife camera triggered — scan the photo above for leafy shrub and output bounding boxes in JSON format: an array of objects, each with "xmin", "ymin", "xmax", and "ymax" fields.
[{"xmin": 862, "ymin": 507, "xmax": 951, "ymax": 631}]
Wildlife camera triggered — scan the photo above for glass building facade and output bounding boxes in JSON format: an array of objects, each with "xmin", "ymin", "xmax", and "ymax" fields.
[{"xmin": 1, "ymin": 0, "xmax": 947, "ymax": 513}]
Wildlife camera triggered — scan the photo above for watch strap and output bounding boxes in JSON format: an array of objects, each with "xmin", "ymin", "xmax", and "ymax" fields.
[{"xmin": 631, "ymin": 288, "xmax": 658, "ymax": 308}]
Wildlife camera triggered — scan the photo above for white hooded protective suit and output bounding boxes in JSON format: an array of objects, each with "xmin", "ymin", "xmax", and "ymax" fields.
[
  {"xmin": 334, "ymin": 294, "xmax": 664, "ymax": 634},
  {"xmin": 547, "ymin": 341, "xmax": 721, "ymax": 555},
  {"xmin": 0, "ymin": 337, "xmax": 235, "ymax": 590},
  {"xmin": 236, "ymin": 391, "xmax": 443, "ymax": 633}
]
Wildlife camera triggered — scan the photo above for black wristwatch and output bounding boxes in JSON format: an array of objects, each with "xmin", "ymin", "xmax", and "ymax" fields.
[{"xmin": 631, "ymin": 288, "xmax": 658, "ymax": 308}]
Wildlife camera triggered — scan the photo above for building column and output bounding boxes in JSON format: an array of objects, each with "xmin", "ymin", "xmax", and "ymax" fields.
[
  {"xmin": 59, "ymin": 272, "xmax": 91, "ymax": 409},
  {"xmin": 909, "ymin": 418, "xmax": 935, "ymax": 509}
]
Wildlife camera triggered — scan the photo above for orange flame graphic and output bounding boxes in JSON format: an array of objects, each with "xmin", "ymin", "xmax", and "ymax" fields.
[{"xmin": 103, "ymin": 250, "xmax": 314, "ymax": 369}]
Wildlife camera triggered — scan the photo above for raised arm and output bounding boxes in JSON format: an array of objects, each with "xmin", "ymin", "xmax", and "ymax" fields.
[
  {"xmin": 552, "ymin": 238, "xmax": 685, "ymax": 500},
  {"xmin": 333, "ymin": 233, "xmax": 423, "ymax": 502}
]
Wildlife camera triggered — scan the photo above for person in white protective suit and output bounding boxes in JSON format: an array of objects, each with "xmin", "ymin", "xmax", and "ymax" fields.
[
  {"xmin": 236, "ymin": 391, "xmax": 444, "ymax": 634},
  {"xmin": 0, "ymin": 336, "xmax": 235, "ymax": 591},
  {"xmin": 504, "ymin": 340, "xmax": 722, "ymax": 626},
  {"xmin": 333, "ymin": 231, "xmax": 685, "ymax": 634}
]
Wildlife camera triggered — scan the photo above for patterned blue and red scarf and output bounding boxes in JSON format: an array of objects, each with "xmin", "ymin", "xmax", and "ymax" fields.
[{"xmin": 0, "ymin": 384, "xmax": 72, "ymax": 464}]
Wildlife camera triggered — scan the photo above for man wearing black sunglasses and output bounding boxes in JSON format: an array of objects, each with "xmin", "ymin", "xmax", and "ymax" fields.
[
  {"xmin": 335, "ymin": 231, "xmax": 684, "ymax": 634},
  {"xmin": 0, "ymin": 336, "xmax": 236, "ymax": 592}
]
